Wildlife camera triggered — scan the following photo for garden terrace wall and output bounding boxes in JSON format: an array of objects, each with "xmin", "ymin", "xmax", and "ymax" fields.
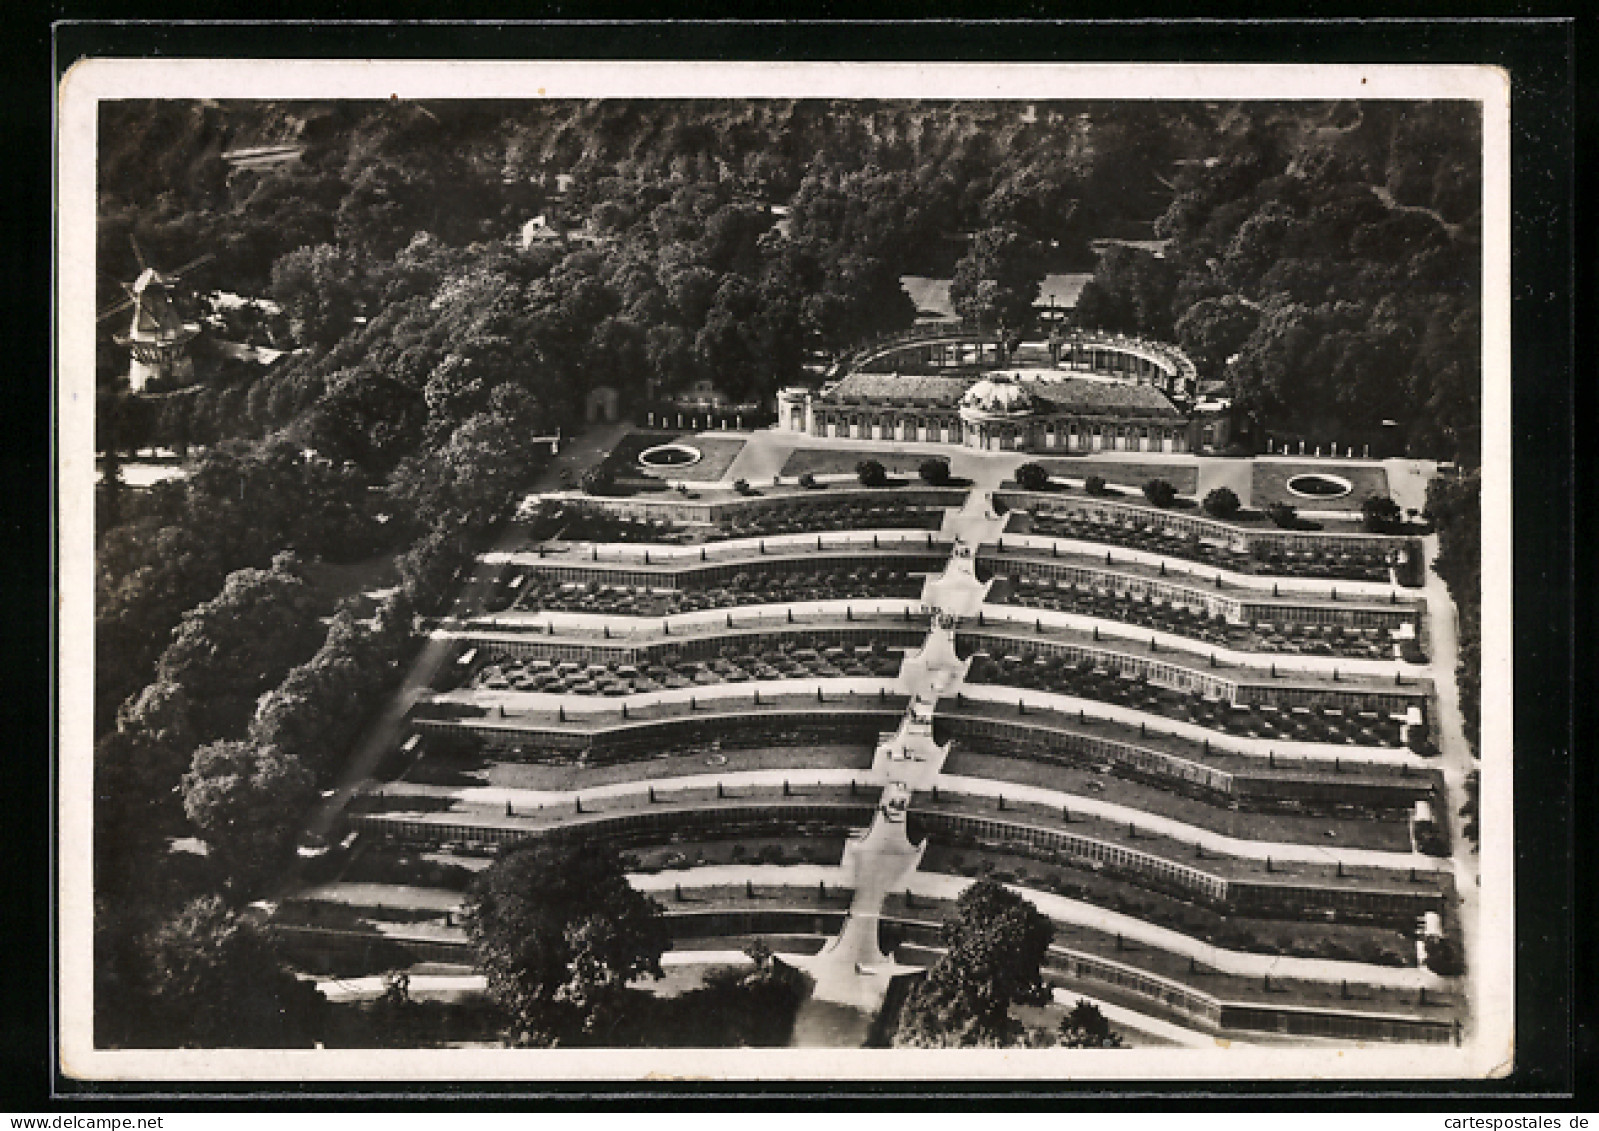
[
  {"xmin": 566, "ymin": 486, "xmax": 968, "ymax": 528},
  {"xmin": 956, "ymin": 629, "xmax": 1430, "ymax": 715},
  {"xmin": 414, "ymin": 705, "xmax": 907, "ymax": 761},
  {"xmin": 351, "ymin": 797, "xmax": 880, "ymax": 851},
  {"xmin": 666, "ymin": 909, "xmax": 848, "ymax": 941},
  {"xmin": 459, "ymin": 619, "xmax": 931, "ymax": 666},
  {"xmin": 935, "ymin": 712, "xmax": 1235, "ymax": 799},
  {"xmin": 931, "ymin": 712, "xmax": 1436, "ymax": 815},
  {"xmin": 906, "ymin": 807, "xmax": 1448, "ymax": 925},
  {"xmin": 979, "ymin": 550, "xmax": 1422, "ymax": 630},
  {"xmin": 886, "ymin": 920, "xmax": 1454, "ymax": 1043},
  {"xmin": 512, "ymin": 549, "xmax": 951, "ymax": 592},
  {"xmin": 995, "ymin": 490, "xmax": 1422, "ymax": 559}
]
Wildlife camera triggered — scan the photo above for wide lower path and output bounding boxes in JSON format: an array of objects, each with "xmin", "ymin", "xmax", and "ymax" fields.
[{"xmin": 934, "ymin": 773, "xmax": 1444, "ymax": 872}]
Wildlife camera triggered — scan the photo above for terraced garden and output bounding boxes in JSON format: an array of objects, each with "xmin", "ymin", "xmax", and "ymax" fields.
[{"xmin": 280, "ymin": 447, "xmax": 1461, "ymax": 1049}]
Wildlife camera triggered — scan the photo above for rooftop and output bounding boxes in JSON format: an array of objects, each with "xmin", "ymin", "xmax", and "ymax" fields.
[{"xmin": 821, "ymin": 371, "xmax": 1183, "ymax": 418}]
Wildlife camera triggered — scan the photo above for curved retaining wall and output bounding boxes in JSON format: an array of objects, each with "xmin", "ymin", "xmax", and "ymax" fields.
[
  {"xmin": 907, "ymin": 808, "xmax": 1446, "ymax": 925},
  {"xmin": 997, "ymin": 490, "xmax": 1422, "ymax": 561},
  {"xmin": 933, "ymin": 712, "xmax": 1437, "ymax": 813},
  {"xmin": 956, "ymin": 629, "xmax": 1428, "ymax": 715},
  {"xmin": 561, "ymin": 486, "xmax": 969, "ymax": 527},
  {"xmin": 892, "ymin": 929, "xmax": 1453, "ymax": 1043},
  {"xmin": 414, "ymin": 704, "xmax": 905, "ymax": 760},
  {"xmin": 352, "ymin": 800, "xmax": 880, "ymax": 850}
]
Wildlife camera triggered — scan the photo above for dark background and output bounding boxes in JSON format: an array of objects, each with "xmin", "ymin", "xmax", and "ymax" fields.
[{"xmin": 5, "ymin": 11, "xmax": 1581, "ymax": 1110}]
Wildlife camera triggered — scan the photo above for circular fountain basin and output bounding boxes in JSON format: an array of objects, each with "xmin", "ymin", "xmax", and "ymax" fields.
[
  {"xmin": 1285, "ymin": 472, "xmax": 1354, "ymax": 500},
  {"xmin": 638, "ymin": 442, "xmax": 703, "ymax": 469}
]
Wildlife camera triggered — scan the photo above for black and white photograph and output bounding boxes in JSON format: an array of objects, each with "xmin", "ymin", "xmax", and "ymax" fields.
[{"xmin": 56, "ymin": 58, "xmax": 1515, "ymax": 1082}]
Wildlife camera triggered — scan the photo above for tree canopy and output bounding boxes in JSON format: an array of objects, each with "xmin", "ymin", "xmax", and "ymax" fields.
[
  {"xmin": 140, "ymin": 895, "xmax": 326, "ymax": 1048},
  {"xmin": 949, "ymin": 225, "xmax": 1047, "ymax": 329},
  {"xmin": 1058, "ymin": 998, "xmax": 1125, "ymax": 1048},
  {"xmin": 465, "ymin": 840, "xmax": 670, "ymax": 1046},
  {"xmin": 893, "ymin": 879, "xmax": 1054, "ymax": 1047}
]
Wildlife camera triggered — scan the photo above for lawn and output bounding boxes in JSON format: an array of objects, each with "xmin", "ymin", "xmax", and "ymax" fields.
[
  {"xmin": 609, "ymin": 431, "xmax": 749, "ymax": 483},
  {"xmin": 405, "ymin": 744, "xmax": 876, "ymax": 792},
  {"xmin": 1037, "ymin": 460, "xmax": 1199, "ymax": 495},
  {"xmin": 1251, "ymin": 462, "xmax": 1391, "ymax": 511},
  {"xmin": 780, "ymin": 448, "xmax": 941, "ymax": 479}
]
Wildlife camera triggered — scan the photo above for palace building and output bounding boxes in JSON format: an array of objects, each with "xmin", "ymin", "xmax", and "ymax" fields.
[{"xmin": 777, "ymin": 330, "xmax": 1236, "ymax": 454}]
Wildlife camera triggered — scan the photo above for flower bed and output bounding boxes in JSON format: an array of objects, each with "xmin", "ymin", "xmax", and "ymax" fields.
[
  {"xmin": 472, "ymin": 637, "xmax": 906, "ymax": 696},
  {"xmin": 961, "ymin": 650, "xmax": 1405, "ymax": 747},
  {"xmin": 508, "ymin": 565, "xmax": 925, "ymax": 616},
  {"xmin": 720, "ymin": 501, "xmax": 947, "ymax": 539},
  {"xmin": 994, "ymin": 575, "xmax": 1398, "ymax": 660}
]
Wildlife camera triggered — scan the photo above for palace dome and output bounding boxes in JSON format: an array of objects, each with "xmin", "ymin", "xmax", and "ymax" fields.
[{"xmin": 959, "ymin": 375, "xmax": 1039, "ymax": 417}]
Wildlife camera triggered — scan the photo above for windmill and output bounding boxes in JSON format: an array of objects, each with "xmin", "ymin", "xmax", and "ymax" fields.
[{"xmin": 97, "ymin": 236, "xmax": 214, "ymax": 392}]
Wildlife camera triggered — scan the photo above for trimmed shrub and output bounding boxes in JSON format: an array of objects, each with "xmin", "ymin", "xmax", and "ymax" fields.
[
  {"xmin": 1015, "ymin": 462, "xmax": 1051, "ymax": 492},
  {"xmin": 1142, "ymin": 478, "xmax": 1178, "ymax": 508},
  {"xmin": 1203, "ymin": 486, "xmax": 1242, "ymax": 519},
  {"xmin": 1362, "ymin": 494, "xmax": 1404, "ymax": 534},
  {"xmin": 918, "ymin": 458, "xmax": 952, "ymax": 486},
  {"xmin": 856, "ymin": 459, "xmax": 888, "ymax": 488}
]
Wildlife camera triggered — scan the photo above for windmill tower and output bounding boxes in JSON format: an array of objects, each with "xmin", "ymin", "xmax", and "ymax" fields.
[{"xmin": 98, "ymin": 237, "xmax": 214, "ymax": 392}]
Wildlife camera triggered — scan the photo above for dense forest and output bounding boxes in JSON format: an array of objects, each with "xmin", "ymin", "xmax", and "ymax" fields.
[{"xmin": 90, "ymin": 98, "xmax": 1482, "ymax": 1047}]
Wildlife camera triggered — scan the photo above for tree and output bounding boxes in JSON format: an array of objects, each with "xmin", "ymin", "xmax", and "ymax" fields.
[
  {"xmin": 949, "ymin": 225, "xmax": 1045, "ymax": 330},
  {"xmin": 465, "ymin": 840, "xmax": 669, "ymax": 1046},
  {"xmin": 1142, "ymin": 478, "xmax": 1178, "ymax": 508},
  {"xmin": 153, "ymin": 553, "xmax": 325, "ymax": 743},
  {"xmin": 918, "ymin": 458, "xmax": 952, "ymax": 487},
  {"xmin": 1058, "ymin": 998, "xmax": 1126, "ymax": 1048},
  {"xmin": 270, "ymin": 242, "xmax": 367, "ymax": 348},
  {"xmin": 1203, "ymin": 486, "xmax": 1242, "ymax": 519},
  {"xmin": 1426, "ymin": 469, "xmax": 1480, "ymax": 754},
  {"xmin": 141, "ymin": 895, "xmax": 326, "ymax": 1047},
  {"xmin": 1361, "ymin": 494, "xmax": 1404, "ymax": 534},
  {"xmin": 1076, "ymin": 245, "xmax": 1179, "ymax": 339},
  {"xmin": 893, "ymin": 879, "xmax": 1054, "ymax": 1047},
  {"xmin": 1422, "ymin": 935, "xmax": 1465, "ymax": 977},
  {"xmin": 1084, "ymin": 475, "xmax": 1109, "ymax": 496},
  {"xmin": 1015, "ymin": 462, "xmax": 1052, "ymax": 492},
  {"xmin": 855, "ymin": 459, "xmax": 888, "ymax": 488},
  {"xmin": 180, "ymin": 739, "xmax": 317, "ymax": 888},
  {"xmin": 1174, "ymin": 295, "xmax": 1261, "ymax": 378}
]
